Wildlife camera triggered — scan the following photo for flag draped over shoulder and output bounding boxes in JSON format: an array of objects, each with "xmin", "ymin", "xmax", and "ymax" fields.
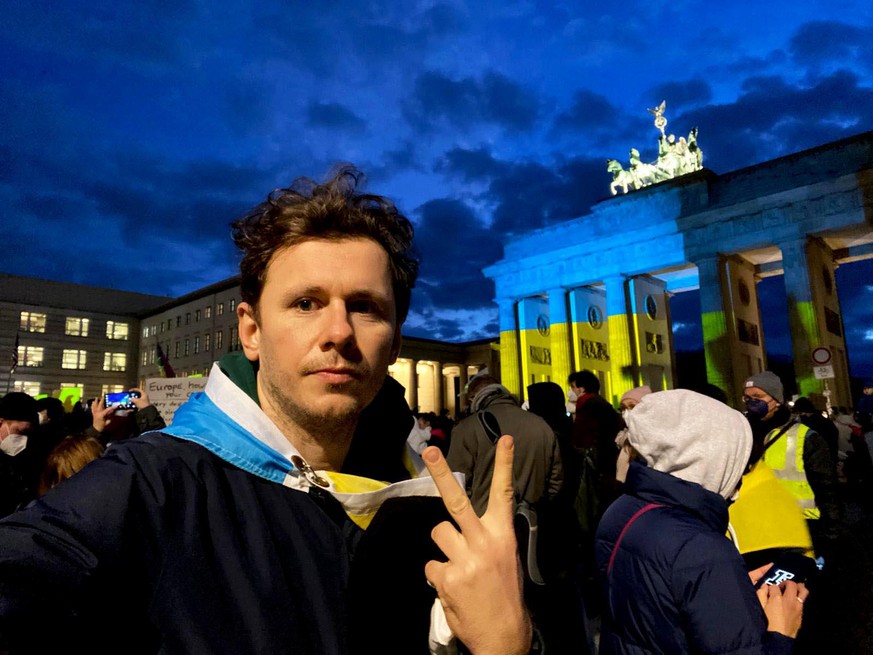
[{"xmin": 156, "ymin": 342, "xmax": 176, "ymax": 378}]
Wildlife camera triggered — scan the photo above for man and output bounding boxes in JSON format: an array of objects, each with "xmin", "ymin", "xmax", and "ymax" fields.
[
  {"xmin": 448, "ymin": 373, "xmax": 563, "ymax": 517},
  {"xmin": 568, "ymin": 370, "xmax": 623, "ymax": 499},
  {"xmin": 0, "ymin": 392, "xmax": 40, "ymax": 517},
  {"xmin": 0, "ymin": 167, "xmax": 453, "ymax": 654},
  {"xmin": 743, "ymin": 371, "xmax": 842, "ymax": 546}
]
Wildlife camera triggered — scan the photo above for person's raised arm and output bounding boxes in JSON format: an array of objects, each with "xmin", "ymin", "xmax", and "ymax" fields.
[{"xmin": 422, "ymin": 436, "xmax": 531, "ymax": 655}]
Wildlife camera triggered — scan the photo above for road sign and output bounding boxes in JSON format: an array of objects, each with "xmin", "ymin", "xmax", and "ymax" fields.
[
  {"xmin": 811, "ymin": 347, "xmax": 832, "ymax": 365},
  {"xmin": 813, "ymin": 365, "xmax": 835, "ymax": 380}
]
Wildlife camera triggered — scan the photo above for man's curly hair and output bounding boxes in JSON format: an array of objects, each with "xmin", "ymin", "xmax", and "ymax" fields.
[{"xmin": 231, "ymin": 165, "xmax": 419, "ymax": 322}]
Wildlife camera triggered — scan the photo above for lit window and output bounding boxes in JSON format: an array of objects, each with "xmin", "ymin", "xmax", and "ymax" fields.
[
  {"xmin": 103, "ymin": 352, "xmax": 127, "ymax": 371},
  {"xmin": 142, "ymin": 351, "xmax": 149, "ymax": 366},
  {"xmin": 101, "ymin": 384, "xmax": 124, "ymax": 395},
  {"xmin": 65, "ymin": 317, "xmax": 90, "ymax": 337},
  {"xmin": 20, "ymin": 312, "xmax": 47, "ymax": 333},
  {"xmin": 61, "ymin": 349, "xmax": 87, "ymax": 370},
  {"xmin": 13, "ymin": 381, "xmax": 41, "ymax": 395},
  {"xmin": 217, "ymin": 303, "xmax": 224, "ymax": 316},
  {"xmin": 204, "ymin": 333, "xmax": 211, "ymax": 351},
  {"xmin": 194, "ymin": 336, "xmax": 200, "ymax": 354},
  {"xmin": 229, "ymin": 299, "xmax": 236, "ymax": 312},
  {"xmin": 184, "ymin": 339, "xmax": 190, "ymax": 356},
  {"xmin": 150, "ymin": 325, "xmax": 157, "ymax": 337},
  {"xmin": 205, "ymin": 306, "xmax": 212, "ymax": 319},
  {"xmin": 215, "ymin": 330, "xmax": 223, "ymax": 350},
  {"xmin": 149, "ymin": 349, "xmax": 155, "ymax": 365},
  {"xmin": 17, "ymin": 346, "xmax": 44, "ymax": 367},
  {"xmin": 106, "ymin": 321, "xmax": 129, "ymax": 340},
  {"xmin": 174, "ymin": 341, "xmax": 180, "ymax": 358}
]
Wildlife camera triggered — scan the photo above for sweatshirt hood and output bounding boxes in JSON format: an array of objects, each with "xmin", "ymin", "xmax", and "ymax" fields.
[{"xmin": 625, "ymin": 389, "xmax": 751, "ymax": 500}]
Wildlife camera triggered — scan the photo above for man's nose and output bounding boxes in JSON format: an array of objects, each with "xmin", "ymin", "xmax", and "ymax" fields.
[{"xmin": 320, "ymin": 304, "xmax": 355, "ymax": 351}]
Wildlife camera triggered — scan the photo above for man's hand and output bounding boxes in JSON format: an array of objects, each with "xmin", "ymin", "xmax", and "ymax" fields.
[
  {"xmin": 90, "ymin": 396, "xmax": 118, "ymax": 433},
  {"xmin": 129, "ymin": 388, "xmax": 150, "ymax": 409},
  {"xmin": 422, "ymin": 436, "xmax": 532, "ymax": 655}
]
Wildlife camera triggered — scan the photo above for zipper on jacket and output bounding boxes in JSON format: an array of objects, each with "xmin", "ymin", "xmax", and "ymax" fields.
[{"xmin": 290, "ymin": 455, "xmax": 330, "ymax": 488}]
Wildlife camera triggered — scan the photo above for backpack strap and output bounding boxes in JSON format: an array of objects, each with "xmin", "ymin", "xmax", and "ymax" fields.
[{"xmin": 607, "ymin": 503, "xmax": 663, "ymax": 574}]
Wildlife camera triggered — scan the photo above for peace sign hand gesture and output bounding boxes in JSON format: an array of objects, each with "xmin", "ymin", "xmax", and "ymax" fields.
[{"xmin": 422, "ymin": 436, "xmax": 532, "ymax": 655}]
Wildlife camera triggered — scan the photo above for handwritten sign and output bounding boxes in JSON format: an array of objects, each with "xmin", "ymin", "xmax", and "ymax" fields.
[{"xmin": 145, "ymin": 377, "xmax": 209, "ymax": 424}]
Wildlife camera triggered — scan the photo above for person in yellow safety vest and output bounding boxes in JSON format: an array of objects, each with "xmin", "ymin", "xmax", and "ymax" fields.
[{"xmin": 742, "ymin": 371, "xmax": 843, "ymax": 550}]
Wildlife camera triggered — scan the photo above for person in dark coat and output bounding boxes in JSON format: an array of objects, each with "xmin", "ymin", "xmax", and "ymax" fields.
[{"xmin": 595, "ymin": 390, "xmax": 806, "ymax": 655}]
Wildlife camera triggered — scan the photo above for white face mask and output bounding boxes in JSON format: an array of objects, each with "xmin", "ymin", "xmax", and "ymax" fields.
[
  {"xmin": 0, "ymin": 433, "xmax": 28, "ymax": 457},
  {"xmin": 567, "ymin": 389, "xmax": 577, "ymax": 403}
]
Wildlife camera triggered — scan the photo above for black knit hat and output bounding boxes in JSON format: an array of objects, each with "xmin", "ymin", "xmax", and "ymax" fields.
[{"xmin": 0, "ymin": 392, "xmax": 39, "ymax": 426}]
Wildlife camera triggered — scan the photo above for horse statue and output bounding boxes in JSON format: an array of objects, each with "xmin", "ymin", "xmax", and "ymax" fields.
[
  {"xmin": 628, "ymin": 148, "xmax": 659, "ymax": 188},
  {"xmin": 607, "ymin": 159, "xmax": 636, "ymax": 195}
]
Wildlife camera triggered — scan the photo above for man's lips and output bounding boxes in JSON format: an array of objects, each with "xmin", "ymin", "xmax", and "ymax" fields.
[{"xmin": 310, "ymin": 368, "xmax": 362, "ymax": 384}]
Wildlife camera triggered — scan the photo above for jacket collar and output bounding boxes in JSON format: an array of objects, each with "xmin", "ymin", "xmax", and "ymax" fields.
[{"xmin": 625, "ymin": 461, "xmax": 729, "ymax": 532}]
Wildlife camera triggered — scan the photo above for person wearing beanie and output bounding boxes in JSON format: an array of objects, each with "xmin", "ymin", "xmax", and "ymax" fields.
[
  {"xmin": 0, "ymin": 392, "xmax": 40, "ymax": 517},
  {"xmin": 619, "ymin": 385, "xmax": 652, "ymax": 412},
  {"xmin": 596, "ymin": 389, "xmax": 807, "ymax": 654},
  {"xmin": 743, "ymin": 371, "xmax": 843, "ymax": 550}
]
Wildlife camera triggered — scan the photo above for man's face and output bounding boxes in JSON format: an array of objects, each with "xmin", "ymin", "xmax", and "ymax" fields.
[
  {"xmin": 864, "ymin": 387, "xmax": 873, "ymax": 396},
  {"xmin": 239, "ymin": 238, "xmax": 401, "ymax": 439},
  {"xmin": 742, "ymin": 386, "xmax": 780, "ymax": 420},
  {"xmin": 0, "ymin": 420, "xmax": 33, "ymax": 441},
  {"xmin": 570, "ymin": 382, "xmax": 585, "ymax": 396}
]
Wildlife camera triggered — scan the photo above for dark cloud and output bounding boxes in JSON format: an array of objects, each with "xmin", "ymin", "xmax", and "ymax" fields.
[
  {"xmin": 435, "ymin": 147, "xmax": 506, "ymax": 183},
  {"xmin": 412, "ymin": 199, "xmax": 501, "ymax": 311},
  {"xmin": 641, "ymin": 79, "xmax": 712, "ymax": 112},
  {"xmin": 789, "ymin": 21, "xmax": 873, "ymax": 70},
  {"xmin": 551, "ymin": 90, "xmax": 620, "ymax": 133},
  {"xmin": 305, "ymin": 102, "xmax": 367, "ymax": 132},
  {"xmin": 678, "ymin": 69, "xmax": 873, "ymax": 173},
  {"xmin": 405, "ymin": 70, "xmax": 540, "ymax": 132}
]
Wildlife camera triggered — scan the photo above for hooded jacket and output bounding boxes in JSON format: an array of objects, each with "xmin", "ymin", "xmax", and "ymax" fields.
[
  {"xmin": 595, "ymin": 390, "xmax": 793, "ymax": 655},
  {"xmin": 447, "ymin": 384, "xmax": 563, "ymax": 516},
  {"xmin": 0, "ymin": 354, "xmax": 453, "ymax": 654}
]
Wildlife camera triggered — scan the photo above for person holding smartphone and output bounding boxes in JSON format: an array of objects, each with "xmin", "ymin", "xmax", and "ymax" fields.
[{"xmin": 87, "ymin": 387, "xmax": 166, "ymax": 444}]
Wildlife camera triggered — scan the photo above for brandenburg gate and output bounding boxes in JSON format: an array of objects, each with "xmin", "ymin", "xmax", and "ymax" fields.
[{"xmin": 485, "ymin": 106, "xmax": 873, "ymax": 408}]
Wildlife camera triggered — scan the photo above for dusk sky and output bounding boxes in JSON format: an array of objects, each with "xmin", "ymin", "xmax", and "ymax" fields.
[{"xmin": 2, "ymin": 1, "xmax": 872, "ymax": 377}]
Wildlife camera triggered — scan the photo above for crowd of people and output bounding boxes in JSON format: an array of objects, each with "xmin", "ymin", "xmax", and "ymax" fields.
[{"xmin": 1, "ymin": 166, "xmax": 871, "ymax": 653}]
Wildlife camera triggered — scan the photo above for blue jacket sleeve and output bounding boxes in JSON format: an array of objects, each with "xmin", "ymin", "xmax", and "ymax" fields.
[{"xmin": 672, "ymin": 531, "xmax": 795, "ymax": 655}]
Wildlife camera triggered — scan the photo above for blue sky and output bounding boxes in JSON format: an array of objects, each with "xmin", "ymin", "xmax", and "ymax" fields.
[{"xmin": 2, "ymin": 1, "xmax": 872, "ymax": 376}]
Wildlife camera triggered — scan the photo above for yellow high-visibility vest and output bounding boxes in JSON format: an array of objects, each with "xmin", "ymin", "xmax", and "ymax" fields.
[{"xmin": 763, "ymin": 421, "xmax": 820, "ymax": 520}]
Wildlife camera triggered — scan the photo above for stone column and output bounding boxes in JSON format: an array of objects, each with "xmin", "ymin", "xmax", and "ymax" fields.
[
  {"xmin": 604, "ymin": 275, "xmax": 635, "ymax": 404},
  {"xmin": 434, "ymin": 362, "xmax": 444, "ymax": 413},
  {"xmin": 547, "ymin": 287, "xmax": 571, "ymax": 388},
  {"xmin": 780, "ymin": 237, "xmax": 825, "ymax": 400},
  {"xmin": 696, "ymin": 255, "xmax": 734, "ymax": 399},
  {"xmin": 408, "ymin": 359, "xmax": 419, "ymax": 412},
  {"xmin": 497, "ymin": 299, "xmax": 522, "ymax": 397}
]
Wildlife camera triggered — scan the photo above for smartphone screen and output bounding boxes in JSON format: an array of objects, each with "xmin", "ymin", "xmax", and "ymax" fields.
[{"xmin": 105, "ymin": 392, "xmax": 135, "ymax": 409}]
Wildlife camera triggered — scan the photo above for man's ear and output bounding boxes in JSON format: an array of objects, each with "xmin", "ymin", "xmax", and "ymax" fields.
[
  {"xmin": 389, "ymin": 328, "xmax": 402, "ymax": 364},
  {"xmin": 237, "ymin": 302, "xmax": 261, "ymax": 362}
]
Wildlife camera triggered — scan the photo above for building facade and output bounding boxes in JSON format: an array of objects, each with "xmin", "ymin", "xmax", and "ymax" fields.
[
  {"xmin": 485, "ymin": 132, "xmax": 873, "ymax": 407},
  {"xmin": 0, "ymin": 274, "xmax": 170, "ymax": 404}
]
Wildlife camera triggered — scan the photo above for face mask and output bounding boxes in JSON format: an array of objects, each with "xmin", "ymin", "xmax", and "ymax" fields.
[
  {"xmin": 0, "ymin": 433, "xmax": 28, "ymax": 457},
  {"xmin": 567, "ymin": 390, "xmax": 577, "ymax": 403},
  {"xmin": 744, "ymin": 397, "xmax": 770, "ymax": 419}
]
